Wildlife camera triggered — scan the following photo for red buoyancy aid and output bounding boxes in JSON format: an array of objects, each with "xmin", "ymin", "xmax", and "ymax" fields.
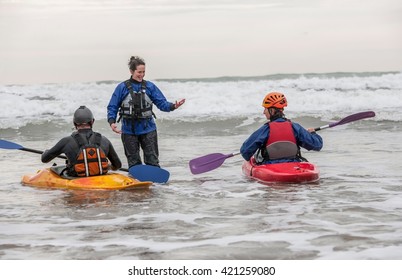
[
  {"xmin": 265, "ymin": 121, "xmax": 298, "ymax": 160},
  {"xmin": 73, "ymin": 132, "xmax": 109, "ymax": 177}
]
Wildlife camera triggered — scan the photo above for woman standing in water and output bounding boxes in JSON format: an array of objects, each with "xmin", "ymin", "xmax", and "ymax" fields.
[{"xmin": 107, "ymin": 56, "xmax": 185, "ymax": 168}]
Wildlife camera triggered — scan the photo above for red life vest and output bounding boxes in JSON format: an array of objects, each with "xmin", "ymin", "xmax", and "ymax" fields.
[
  {"xmin": 72, "ymin": 132, "xmax": 109, "ymax": 177},
  {"xmin": 265, "ymin": 121, "xmax": 298, "ymax": 160}
]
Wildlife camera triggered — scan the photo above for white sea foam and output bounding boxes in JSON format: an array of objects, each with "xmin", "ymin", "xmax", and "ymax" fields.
[{"xmin": 1, "ymin": 72, "xmax": 401, "ymax": 129}]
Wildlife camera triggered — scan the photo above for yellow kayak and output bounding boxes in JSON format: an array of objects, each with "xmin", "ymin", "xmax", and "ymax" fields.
[{"xmin": 21, "ymin": 168, "xmax": 153, "ymax": 190}]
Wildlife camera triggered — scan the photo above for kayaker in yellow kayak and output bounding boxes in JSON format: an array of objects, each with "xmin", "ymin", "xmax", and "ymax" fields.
[
  {"xmin": 41, "ymin": 106, "xmax": 122, "ymax": 177},
  {"xmin": 240, "ymin": 92, "xmax": 323, "ymax": 164}
]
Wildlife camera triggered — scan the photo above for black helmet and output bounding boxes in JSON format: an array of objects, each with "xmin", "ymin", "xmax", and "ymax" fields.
[{"xmin": 73, "ymin": 105, "xmax": 94, "ymax": 125}]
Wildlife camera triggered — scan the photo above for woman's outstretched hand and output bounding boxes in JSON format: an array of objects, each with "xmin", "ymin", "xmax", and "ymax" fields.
[{"xmin": 175, "ymin": 99, "xmax": 186, "ymax": 109}]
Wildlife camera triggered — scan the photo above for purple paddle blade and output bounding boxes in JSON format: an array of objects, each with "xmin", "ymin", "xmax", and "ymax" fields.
[
  {"xmin": 329, "ymin": 111, "xmax": 375, "ymax": 127},
  {"xmin": 189, "ymin": 153, "xmax": 232, "ymax": 175},
  {"xmin": 315, "ymin": 111, "xmax": 375, "ymax": 131}
]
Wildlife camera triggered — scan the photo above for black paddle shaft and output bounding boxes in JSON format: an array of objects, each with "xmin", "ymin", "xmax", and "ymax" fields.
[{"xmin": 21, "ymin": 147, "xmax": 67, "ymax": 160}]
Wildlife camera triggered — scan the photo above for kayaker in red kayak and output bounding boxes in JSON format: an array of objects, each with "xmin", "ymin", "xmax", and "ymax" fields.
[
  {"xmin": 240, "ymin": 92, "xmax": 323, "ymax": 164},
  {"xmin": 41, "ymin": 106, "xmax": 122, "ymax": 177}
]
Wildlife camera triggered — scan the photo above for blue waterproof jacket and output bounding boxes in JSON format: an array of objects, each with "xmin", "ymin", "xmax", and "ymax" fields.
[
  {"xmin": 107, "ymin": 78, "xmax": 175, "ymax": 135},
  {"xmin": 240, "ymin": 118, "xmax": 323, "ymax": 164}
]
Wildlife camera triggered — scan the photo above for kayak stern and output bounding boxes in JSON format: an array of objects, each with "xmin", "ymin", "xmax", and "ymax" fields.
[{"xmin": 242, "ymin": 159, "xmax": 319, "ymax": 183}]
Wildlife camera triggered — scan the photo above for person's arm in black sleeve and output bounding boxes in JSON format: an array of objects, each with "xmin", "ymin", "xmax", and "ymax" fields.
[
  {"xmin": 107, "ymin": 142, "xmax": 122, "ymax": 170},
  {"xmin": 41, "ymin": 138, "xmax": 69, "ymax": 163}
]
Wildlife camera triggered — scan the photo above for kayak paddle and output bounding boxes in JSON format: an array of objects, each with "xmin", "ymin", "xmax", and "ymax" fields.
[
  {"xmin": 129, "ymin": 164, "xmax": 170, "ymax": 184},
  {"xmin": 189, "ymin": 152, "xmax": 240, "ymax": 175},
  {"xmin": 0, "ymin": 139, "xmax": 170, "ymax": 183},
  {"xmin": 314, "ymin": 110, "xmax": 375, "ymax": 131},
  {"xmin": 189, "ymin": 110, "xmax": 376, "ymax": 174},
  {"xmin": 0, "ymin": 139, "xmax": 68, "ymax": 159}
]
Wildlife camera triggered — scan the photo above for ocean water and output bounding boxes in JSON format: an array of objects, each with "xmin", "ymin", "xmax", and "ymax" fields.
[{"xmin": 0, "ymin": 71, "xmax": 402, "ymax": 260}]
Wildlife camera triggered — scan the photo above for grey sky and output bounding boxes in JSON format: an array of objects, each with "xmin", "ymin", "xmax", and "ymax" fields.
[{"xmin": 0, "ymin": 0, "xmax": 401, "ymax": 85}]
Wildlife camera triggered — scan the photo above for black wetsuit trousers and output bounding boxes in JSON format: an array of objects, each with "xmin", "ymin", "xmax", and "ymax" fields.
[{"xmin": 121, "ymin": 130, "xmax": 160, "ymax": 167}]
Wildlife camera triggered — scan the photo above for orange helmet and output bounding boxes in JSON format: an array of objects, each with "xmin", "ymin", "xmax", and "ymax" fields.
[{"xmin": 262, "ymin": 92, "xmax": 287, "ymax": 109}]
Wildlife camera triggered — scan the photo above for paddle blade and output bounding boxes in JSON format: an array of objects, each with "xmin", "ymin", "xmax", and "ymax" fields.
[
  {"xmin": 0, "ymin": 139, "xmax": 23, "ymax": 150},
  {"xmin": 189, "ymin": 153, "xmax": 231, "ymax": 174},
  {"xmin": 129, "ymin": 165, "xmax": 170, "ymax": 183},
  {"xmin": 315, "ymin": 111, "xmax": 375, "ymax": 131},
  {"xmin": 329, "ymin": 111, "xmax": 375, "ymax": 128}
]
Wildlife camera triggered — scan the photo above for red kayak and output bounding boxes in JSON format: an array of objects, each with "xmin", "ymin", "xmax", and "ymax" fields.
[{"xmin": 242, "ymin": 158, "xmax": 319, "ymax": 183}]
